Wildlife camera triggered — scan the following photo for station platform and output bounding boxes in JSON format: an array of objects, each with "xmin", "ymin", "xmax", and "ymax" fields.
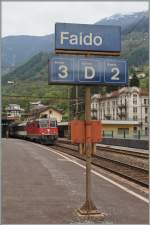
[
  {"xmin": 58, "ymin": 137, "xmax": 149, "ymax": 154},
  {"xmin": 96, "ymin": 143, "xmax": 149, "ymax": 154},
  {"xmin": 2, "ymin": 138, "xmax": 149, "ymax": 224}
]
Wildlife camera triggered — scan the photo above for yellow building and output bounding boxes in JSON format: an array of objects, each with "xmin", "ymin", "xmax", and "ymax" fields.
[
  {"xmin": 102, "ymin": 120, "xmax": 139, "ymax": 139},
  {"xmin": 31, "ymin": 107, "xmax": 63, "ymax": 122},
  {"xmin": 58, "ymin": 120, "xmax": 140, "ymax": 139}
]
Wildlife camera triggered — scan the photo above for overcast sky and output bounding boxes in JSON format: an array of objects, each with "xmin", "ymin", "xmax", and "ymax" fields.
[{"xmin": 2, "ymin": 1, "xmax": 149, "ymax": 37}]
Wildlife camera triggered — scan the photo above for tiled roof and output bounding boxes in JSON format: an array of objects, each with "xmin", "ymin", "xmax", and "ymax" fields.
[
  {"xmin": 31, "ymin": 106, "xmax": 63, "ymax": 115},
  {"xmin": 92, "ymin": 87, "xmax": 148, "ymax": 100},
  {"xmin": 139, "ymin": 91, "xmax": 149, "ymax": 96}
]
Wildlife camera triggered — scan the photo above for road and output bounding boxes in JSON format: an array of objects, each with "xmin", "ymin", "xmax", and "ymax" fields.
[{"xmin": 2, "ymin": 138, "xmax": 149, "ymax": 224}]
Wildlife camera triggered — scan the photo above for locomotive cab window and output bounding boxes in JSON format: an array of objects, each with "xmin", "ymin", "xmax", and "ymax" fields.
[
  {"xmin": 35, "ymin": 121, "xmax": 40, "ymax": 128},
  {"xmin": 50, "ymin": 121, "xmax": 57, "ymax": 127},
  {"xmin": 39, "ymin": 120, "xmax": 49, "ymax": 128}
]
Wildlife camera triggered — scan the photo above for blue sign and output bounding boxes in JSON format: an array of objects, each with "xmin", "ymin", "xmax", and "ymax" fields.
[
  {"xmin": 55, "ymin": 23, "xmax": 121, "ymax": 54},
  {"xmin": 78, "ymin": 59, "xmax": 102, "ymax": 83},
  {"xmin": 48, "ymin": 55, "xmax": 128, "ymax": 85},
  {"xmin": 50, "ymin": 57, "xmax": 74, "ymax": 82},
  {"xmin": 104, "ymin": 60, "xmax": 127, "ymax": 84}
]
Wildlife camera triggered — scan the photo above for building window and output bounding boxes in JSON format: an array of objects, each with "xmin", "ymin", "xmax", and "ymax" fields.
[
  {"xmin": 133, "ymin": 94, "xmax": 137, "ymax": 104},
  {"xmin": 145, "ymin": 116, "xmax": 148, "ymax": 123},
  {"xmin": 133, "ymin": 127, "xmax": 137, "ymax": 133},
  {"xmin": 113, "ymin": 108, "xmax": 115, "ymax": 119},
  {"xmin": 144, "ymin": 99, "xmax": 147, "ymax": 104},
  {"xmin": 118, "ymin": 128, "xmax": 129, "ymax": 135},
  {"xmin": 133, "ymin": 107, "xmax": 137, "ymax": 113},
  {"xmin": 145, "ymin": 107, "xmax": 148, "ymax": 114},
  {"xmin": 145, "ymin": 127, "xmax": 148, "ymax": 135},
  {"xmin": 112, "ymin": 101, "xmax": 116, "ymax": 106},
  {"xmin": 133, "ymin": 115, "xmax": 137, "ymax": 121}
]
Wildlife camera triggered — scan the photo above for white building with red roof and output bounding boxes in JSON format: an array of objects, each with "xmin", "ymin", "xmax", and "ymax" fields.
[{"xmin": 91, "ymin": 87, "xmax": 149, "ymax": 137}]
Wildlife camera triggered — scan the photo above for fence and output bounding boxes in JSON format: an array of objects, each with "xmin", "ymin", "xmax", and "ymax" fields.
[{"xmin": 102, "ymin": 130, "xmax": 148, "ymax": 140}]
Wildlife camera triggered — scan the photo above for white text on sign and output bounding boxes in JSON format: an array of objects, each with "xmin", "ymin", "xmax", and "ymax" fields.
[
  {"xmin": 48, "ymin": 56, "xmax": 127, "ymax": 85},
  {"xmin": 60, "ymin": 32, "xmax": 103, "ymax": 46}
]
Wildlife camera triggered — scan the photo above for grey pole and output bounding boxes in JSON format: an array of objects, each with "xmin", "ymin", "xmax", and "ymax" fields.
[{"xmin": 77, "ymin": 86, "xmax": 103, "ymax": 217}]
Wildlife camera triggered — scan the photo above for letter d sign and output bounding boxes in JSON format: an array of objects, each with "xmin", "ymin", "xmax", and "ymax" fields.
[
  {"xmin": 85, "ymin": 66, "xmax": 95, "ymax": 79},
  {"xmin": 79, "ymin": 59, "xmax": 101, "ymax": 83}
]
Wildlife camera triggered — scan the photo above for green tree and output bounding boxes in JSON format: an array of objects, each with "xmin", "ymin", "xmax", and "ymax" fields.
[{"xmin": 130, "ymin": 72, "xmax": 140, "ymax": 87}]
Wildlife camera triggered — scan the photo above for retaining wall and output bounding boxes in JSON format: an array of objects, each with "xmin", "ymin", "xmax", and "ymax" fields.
[{"xmin": 101, "ymin": 138, "xmax": 149, "ymax": 150}]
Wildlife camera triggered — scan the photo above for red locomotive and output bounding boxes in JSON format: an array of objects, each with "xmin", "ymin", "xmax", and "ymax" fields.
[
  {"xmin": 26, "ymin": 118, "xmax": 58, "ymax": 144},
  {"xmin": 9, "ymin": 118, "xmax": 58, "ymax": 145}
]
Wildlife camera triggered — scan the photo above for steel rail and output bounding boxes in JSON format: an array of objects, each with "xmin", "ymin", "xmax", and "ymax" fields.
[
  {"xmin": 52, "ymin": 142, "xmax": 148, "ymax": 188},
  {"xmin": 58, "ymin": 139, "xmax": 148, "ymax": 159},
  {"xmin": 96, "ymin": 146, "xmax": 148, "ymax": 159}
]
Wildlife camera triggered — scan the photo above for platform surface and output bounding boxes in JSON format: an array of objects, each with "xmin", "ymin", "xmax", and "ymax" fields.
[{"xmin": 2, "ymin": 138, "xmax": 149, "ymax": 224}]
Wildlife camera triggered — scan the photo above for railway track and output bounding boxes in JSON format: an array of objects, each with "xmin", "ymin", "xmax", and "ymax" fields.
[
  {"xmin": 58, "ymin": 139, "xmax": 148, "ymax": 159},
  {"xmin": 96, "ymin": 145, "xmax": 148, "ymax": 159},
  {"xmin": 52, "ymin": 141, "xmax": 149, "ymax": 188}
]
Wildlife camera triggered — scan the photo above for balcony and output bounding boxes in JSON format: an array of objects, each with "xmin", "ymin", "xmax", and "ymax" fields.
[
  {"xmin": 117, "ymin": 111, "xmax": 126, "ymax": 116},
  {"xmin": 104, "ymin": 114, "xmax": 111, "ymax": 120},
  {"xmin": 117, "ymin": 103, "xmax": 126, "ymax": 108},
  {"xmin": 91, "ymin": 108, "xmax": 97, "ymax": 112}
]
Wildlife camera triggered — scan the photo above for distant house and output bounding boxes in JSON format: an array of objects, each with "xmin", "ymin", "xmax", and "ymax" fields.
[
  {"xmin": 5, "ymin": 104, "xmax": 24, "ymax": 119},
  {"xmin": 29, "ymin": 101, "xmax": 63, "ymax": 122},
  {"xmin": 30, "ymin": 106, "xmax": 63, "ymax": 122},
  {"xmin": 29, "ymin": 101, "xmax": 45, "ymax": 111}
]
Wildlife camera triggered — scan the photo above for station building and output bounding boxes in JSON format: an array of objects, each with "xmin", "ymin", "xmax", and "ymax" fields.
[
  {"xmin": 29, "ymin": 102, "xmax": 63, "ymax": 123},
  {"xmin": 5, "ymin": 104, "xmax": 25, "ymax": 119},
  {"xmin": 91, "ymin": 86, "xmax": 149, "ymax": 138},
  {"xmin": 2, "ymin": 104, "xmax": 25, "ymax": 137}
]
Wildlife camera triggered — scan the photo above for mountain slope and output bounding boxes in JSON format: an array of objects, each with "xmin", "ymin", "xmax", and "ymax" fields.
[
  {"xmin": 2, "ymin": 11, "xmax": 149, "ymax": 82},
  {"xmin": 96, "ymin": 11, "xmax": 148, "ymax": 34},
  {"xmin": 2, "ymin": 11, "xmax": 148, "ymax": 75},
  {"xmin": 2, "ymin": 52, "xmax": 49, "ymax": 84},
  {"xmin": 2, "ymin": 34, "xmax": 54, "ymax": 74},
  {"xmin": 2, "ymin": 11, "xmax": 149, "ymax": 113}
]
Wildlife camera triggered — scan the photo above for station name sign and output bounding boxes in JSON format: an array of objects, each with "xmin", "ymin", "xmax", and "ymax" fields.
[
  {"xmin": 55, "ymin": 23, "xmax": 121, "ymax": 55},
  {"xmin": 48, "ymin": 55, "xmax": 128, "ymax": 85}
]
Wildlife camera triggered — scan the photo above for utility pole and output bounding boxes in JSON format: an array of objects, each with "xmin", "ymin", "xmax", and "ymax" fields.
[
  {"xmin": 78, "ymin": 86, "xmax": 103, "ymax": 217},
  {"xmin": 75, "ymin": 85, "xmax": 79, "ymax": 119},
  {"xmin": 68, "ymin": 87, "xmax": 71, "ymax": 139}
]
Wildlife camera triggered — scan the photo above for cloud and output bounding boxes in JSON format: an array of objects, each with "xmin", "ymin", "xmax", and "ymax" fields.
[{"xmin": 2, "ymin": 1, "xmax": 148, "ymax": 37}]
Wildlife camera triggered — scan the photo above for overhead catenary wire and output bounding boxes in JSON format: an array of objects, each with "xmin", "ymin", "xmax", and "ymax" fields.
[{"xmin": 2, "ymin": 95, "xmax": 84, "ymax": 101}]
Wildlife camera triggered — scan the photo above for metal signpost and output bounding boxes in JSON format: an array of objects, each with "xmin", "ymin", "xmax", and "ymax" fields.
[{"xmin": 49, "ymin": 22, "xmax": 128, "ymax": 218}]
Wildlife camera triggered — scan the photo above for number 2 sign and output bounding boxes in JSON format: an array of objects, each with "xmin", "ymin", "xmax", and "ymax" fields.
[{"xmin": 104, "ymin": 60, "xmax": 127, "ymax": 84}]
